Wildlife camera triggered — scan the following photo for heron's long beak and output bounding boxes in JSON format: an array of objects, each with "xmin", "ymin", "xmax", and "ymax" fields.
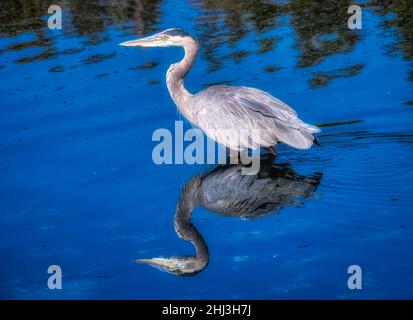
[
  {"xmin": 119, "ymin": 35, "xmax": 164, "ymax": 47},
  {"xmin": 136, "ymin": 257, "xmax": 183, "ymax": 275}
]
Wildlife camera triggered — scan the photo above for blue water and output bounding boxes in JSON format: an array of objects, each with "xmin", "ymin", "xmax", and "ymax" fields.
[{"xmin": 1, "ymin": 1, "xmax": 412, "ymax": 299}]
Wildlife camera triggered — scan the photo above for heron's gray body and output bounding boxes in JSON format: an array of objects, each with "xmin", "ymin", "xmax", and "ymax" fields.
[
  {"xmin": 120, "ymin": 28, "xmax": 320, "ymax": 152},
  {"xmin": 193, "ymin": 85, "xmax": 319, "ymax": 150}
]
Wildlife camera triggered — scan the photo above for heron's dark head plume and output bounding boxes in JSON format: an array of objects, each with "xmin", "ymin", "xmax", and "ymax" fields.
[{"xmin": 159, "ymin": 28, "xmax": 190, "ymax": 37}]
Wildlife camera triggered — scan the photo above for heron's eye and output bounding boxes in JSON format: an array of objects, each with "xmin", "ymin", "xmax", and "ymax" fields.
[{"xmin": 160, "ymin": 34, "xmax": 169, "ymax": 41}]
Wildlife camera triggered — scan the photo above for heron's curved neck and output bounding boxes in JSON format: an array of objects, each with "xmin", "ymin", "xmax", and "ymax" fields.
[
  {"xmin": 175, "ymin": 177, "xmax": 208, "ymax": 262},
  {"xmin": 166, "ymin": 39, "xmax": 198, "ymax": 122}
]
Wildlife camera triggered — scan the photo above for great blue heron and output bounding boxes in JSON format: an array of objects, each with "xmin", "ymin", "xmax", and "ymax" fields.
[
  {"xmin": 137, "ymin": 157, "xmax": 322, "ymax": 276},
  {"xmin": 120, "ymin": 29, "xmax": 320, "ymax": 155}
]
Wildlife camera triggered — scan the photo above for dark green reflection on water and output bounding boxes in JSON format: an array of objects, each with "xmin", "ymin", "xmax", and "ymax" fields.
[
  {"xmin": 369, "ymin": 0, "xmax": 413, "ymax": 80},
  {"xmin": 0, "ymin": 0, "xmax": 162, "ymax": 63},
  {"xmin": 0, "ymin": 0, "xmax": 412, "ymax": 85}
]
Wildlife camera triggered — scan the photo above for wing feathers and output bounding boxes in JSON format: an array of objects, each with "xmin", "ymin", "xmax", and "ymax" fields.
[{"xmin": 194, "ymin": 85, "xmax": 319, "ymax": 150}]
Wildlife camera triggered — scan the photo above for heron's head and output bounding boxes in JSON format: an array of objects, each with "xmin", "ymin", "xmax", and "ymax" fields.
[
  {"xmin": 136, "ymin": 256, "xmax": 207, "ymax": 276},
  {"xmin": 119, "ymin": 28, "xmax": 195, "ymax": 48}
]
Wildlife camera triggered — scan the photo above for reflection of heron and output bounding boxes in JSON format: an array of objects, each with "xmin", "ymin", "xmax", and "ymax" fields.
[
  {"xmin": 120, "ymin": 29, "xmax": 320, "ymax": 155},
  {"xmin": 137, "ymin": 157, "xmax": 322, "ymax": 276}
]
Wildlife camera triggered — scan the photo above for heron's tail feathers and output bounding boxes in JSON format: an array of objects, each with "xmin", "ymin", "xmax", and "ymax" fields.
[
  {"xmin": 301, "ymin": 122, "xmax": 321, "ymax": 134},
  {"xmin": 303, "ymin": 122, "xmax": 321, "ymax": 146},
  {"xmin": 312, "ymin": 134, "xmax": 321, "ymax": 146},
  {"xmin": 273, "ymin": 121, "xmax": 321, "ymax": 150}
]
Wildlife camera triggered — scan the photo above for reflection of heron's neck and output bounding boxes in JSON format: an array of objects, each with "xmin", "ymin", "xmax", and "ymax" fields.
[
  {"xmin": 166, "ymin": 39, "xmax": 198, "ymax": 123},
  {"xmin": 175, "ymin": 177, "xmax": 208, "ymax": 264}
]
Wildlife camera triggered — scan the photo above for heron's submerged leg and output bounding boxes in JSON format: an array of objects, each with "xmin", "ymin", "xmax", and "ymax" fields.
[
  {"xmin": 266, "ymin": 146, "xmax": 276, "ymax": 156},
  {"xmin": 226, "ymin": 147, "xmax": 276, "ymax": 162},
  {"xmin": 225, "ymin": 148, "xmax": 241, "ymax": 164},
  {"xmin": 229, "ymin": 149, "xmax": 239, "ymax": 158}
]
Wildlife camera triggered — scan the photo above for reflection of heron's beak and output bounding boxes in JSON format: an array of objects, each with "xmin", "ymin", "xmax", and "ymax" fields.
[
  {"xmin": 136, "ymin": 257, "xmax": 183, "ymax": 275},
  {"xmin": 119, "ymin": 36, "xmax": 164, "ymax": 47}
]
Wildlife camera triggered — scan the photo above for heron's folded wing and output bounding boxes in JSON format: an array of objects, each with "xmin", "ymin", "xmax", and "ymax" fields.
[
  {"xmin": 195, "ymin": 86, "xmax": 317, "ymax": 149},
  {"xmin": 232, "ymin": 87, "xmax": 301, "ymax": 129}
]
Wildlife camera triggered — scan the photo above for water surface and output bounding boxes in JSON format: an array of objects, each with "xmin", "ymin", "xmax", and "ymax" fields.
[{"xmin": 0, "ymin": 0, "xmax": 412, "ymax": 299}]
